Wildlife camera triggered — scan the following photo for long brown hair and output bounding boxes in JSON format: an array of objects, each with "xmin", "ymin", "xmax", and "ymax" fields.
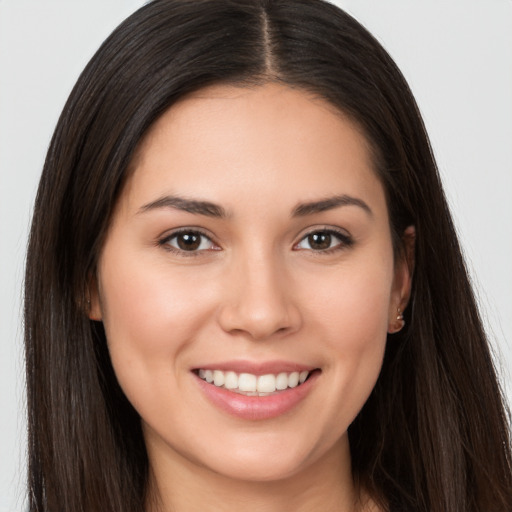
[{"xmin": 24, "ymin": 1, "xmax": 512, "ymax": 510}]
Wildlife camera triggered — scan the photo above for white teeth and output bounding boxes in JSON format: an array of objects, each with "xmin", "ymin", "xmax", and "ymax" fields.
[
  {"xmin": 224, "ymin": 371, "xmax": 238, "ymax": 389},
  {"xmin": 288, "ymin": 372, "xmax": 299, "ymax": 388},
  {"xmin": 213, "ymin": 370, "xmax": 224, "ymax": 387},
  {"xmin": 275, "ymin": 372, "xmax": 288, "ymax": 390},
  {"xmin": 238, "ymin": 373, "xmax": 257, "ymax": 392},
  {"xmin": 257, "ymin": 374, "xmax": 276, "ymax": 393},
  {"xmin": 197, "ymin": 369, "xmax": 311, "ymax": 394}
]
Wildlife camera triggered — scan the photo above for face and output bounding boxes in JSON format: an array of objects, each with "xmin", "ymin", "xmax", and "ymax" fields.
[{"xmin": 91, "ymin": 83, "xmax": 411, "ymax": 484}]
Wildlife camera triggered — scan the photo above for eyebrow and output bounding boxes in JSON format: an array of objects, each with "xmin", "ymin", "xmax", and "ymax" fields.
[
  {"xmin": 138, "ymin": 195, "xmax": 227, "ymax": 218},
  {"xmin": 292, "ymin": 195, "xmax": 373, "ymax": 217},
  {"xmin": 138, "ymin": 193, "xmax": 372, "ymax": 218}
]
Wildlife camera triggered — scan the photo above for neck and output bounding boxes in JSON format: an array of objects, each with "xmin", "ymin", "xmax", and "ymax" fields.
[{"xmin": 145, "ymin": 435, "xmax": 373, "ymax": 512}]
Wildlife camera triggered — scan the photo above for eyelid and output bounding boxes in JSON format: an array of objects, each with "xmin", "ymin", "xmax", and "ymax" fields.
[
  {"xmin": 158, "ymin": 227, "xmax": 220, "ymax": 256},
  {"xmin": 293, "ymin": 226, "xmax": 353, "ymax": 252}
]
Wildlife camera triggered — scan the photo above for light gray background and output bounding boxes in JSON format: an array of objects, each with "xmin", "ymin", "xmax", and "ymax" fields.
[{"xmin": 1, "ymin": 1, "xmax": 511, "ymax": 510}]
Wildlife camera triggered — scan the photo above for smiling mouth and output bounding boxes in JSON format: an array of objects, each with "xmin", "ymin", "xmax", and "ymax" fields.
[{"xmin": 194, "ymin": 369, "xmax": 316, "ymax": 396}]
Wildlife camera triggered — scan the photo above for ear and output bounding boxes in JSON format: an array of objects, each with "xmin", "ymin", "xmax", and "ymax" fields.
[
  {"xmin": 388, "ymin": 225, "xmax": 415, "ymax": 334},
  {"xmin": 87, "ymin": 274, "xmax": 103, "ymax": 321}
]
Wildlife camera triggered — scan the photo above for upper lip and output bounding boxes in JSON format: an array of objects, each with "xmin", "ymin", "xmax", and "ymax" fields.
[{"xmin": 192, "ymin": 360, "xmax": 318, "ymax": 376}]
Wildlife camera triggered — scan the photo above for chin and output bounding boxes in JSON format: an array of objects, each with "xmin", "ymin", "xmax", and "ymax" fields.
[
  {"xmin": 208, "ymin": 452, "xmax": 312, "ymax": 483},
  {"xmin": 192, "ymin": 429, "xmax": 340, "ymax": 484}
]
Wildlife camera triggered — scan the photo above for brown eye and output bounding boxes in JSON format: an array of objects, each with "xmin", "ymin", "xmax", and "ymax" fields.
[
  {"xmin": 163, "ymin": 231, "xmax": 215, "ymax": 253},
  {"xmin": 176, "ymin": 233, "xmax": 201, "ymax": 250},
  {"xmin": 307, "ymin": 232, "xmax": 332, "ymax": 251},
  {"xmin": 295, "ymin": 229, "xmax": 353, "ymax": 252}
]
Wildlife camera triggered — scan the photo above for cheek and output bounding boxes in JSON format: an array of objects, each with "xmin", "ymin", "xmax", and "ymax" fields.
[
  {"xmin": 100, "ymin": 246, "xmax": 216, "ymax": 341},
  {"xmin": 306, "ymin": 259, "xmax": 392, "ymax": 419},
  {"xmin": 308, "ymin": 255, "xmax": 393, "ymax": 340},
  {"xmin": 97, "ymin": 251, "xmax": 216, "ymax": 410}
]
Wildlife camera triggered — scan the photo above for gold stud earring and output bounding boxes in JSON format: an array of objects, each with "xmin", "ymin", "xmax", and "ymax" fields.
[
  {"xmin": 389, "ymin": 307, "xmax": 405, "ymax": 334},
  {"xmin": 395, "ymin": 307, "xmax": 405, "ymax": 331}
]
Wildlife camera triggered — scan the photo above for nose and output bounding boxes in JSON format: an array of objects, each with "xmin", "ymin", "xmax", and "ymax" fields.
[{"xmin": 216, "ymin": 252, "xmax": 302, "ymax": 341}]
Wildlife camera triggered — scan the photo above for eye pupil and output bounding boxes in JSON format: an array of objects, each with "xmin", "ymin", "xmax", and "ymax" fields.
[
  {"xmin": 308, "ymin": 232, "xmax": 331, "ymax": 250},
  {"xmin": 177, "ymin": 233, "xmax": 201, "ymax": 251}
]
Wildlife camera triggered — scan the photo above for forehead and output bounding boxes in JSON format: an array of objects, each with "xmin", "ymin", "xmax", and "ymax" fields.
[{"xmin": 121, "ymin": 83, "xmax": 385, "ymax": 217}]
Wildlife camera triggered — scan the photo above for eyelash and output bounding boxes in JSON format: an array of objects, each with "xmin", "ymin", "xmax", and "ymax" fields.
[
  {"xmin": 158, "ymin": 228, "xmax": 218, "ymax": 257},
  {"xmin": 158, "ymin": 227, "xmax": 353, "ymax": 257},
  {"xmin": 293, "ymin": 228, "xmax": 354, "ymax": 254}
]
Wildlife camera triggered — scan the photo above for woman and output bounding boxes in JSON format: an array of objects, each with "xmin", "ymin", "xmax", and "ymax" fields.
[{"xmin": 24, "ymin": 0, "xmax": 512, "ymax": 511}]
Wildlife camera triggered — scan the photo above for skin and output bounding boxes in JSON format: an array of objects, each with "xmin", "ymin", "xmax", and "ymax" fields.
[{"xmin": 90, "ymin": 83, "xmax": 413, "ymax": 512}]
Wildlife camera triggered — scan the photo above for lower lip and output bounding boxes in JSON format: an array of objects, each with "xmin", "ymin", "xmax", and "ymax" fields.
[{"xmin": 194, "ymin": 371, "xmax": 319, "ymax": 421}]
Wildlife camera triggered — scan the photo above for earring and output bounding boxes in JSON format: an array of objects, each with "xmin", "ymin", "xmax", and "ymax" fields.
[
  {"xmin": 389, "ymin": 307, "xmax": 405, "ymax": 334},
  {"xmin": 396, "ymin": 308, "xmax": 405, "ymax": 328}
]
